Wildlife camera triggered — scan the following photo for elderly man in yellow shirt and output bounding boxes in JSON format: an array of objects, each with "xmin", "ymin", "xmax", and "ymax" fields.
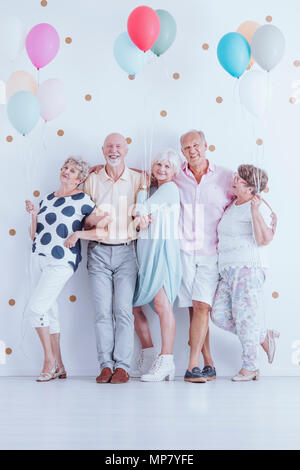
[{"xmin": 84, "ymin": 133, "xmax": 144, "ymax": 384}]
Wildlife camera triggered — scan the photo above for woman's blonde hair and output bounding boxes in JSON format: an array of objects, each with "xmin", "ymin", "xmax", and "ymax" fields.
[
  {"xmin": 63, "ymin": 157, "xmax": 90, "ymax": 182},
  {"xmin": 238, "ymin": 164, "xmax": 268, "ymax": 194}
]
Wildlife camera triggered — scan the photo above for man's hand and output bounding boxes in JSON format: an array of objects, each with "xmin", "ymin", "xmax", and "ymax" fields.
[
  {"xmin": 89, "ymin": 164, "xmax": 104, "ymax": 174},
  {"xmin": 64, "ymin": 232, "xmax": 79, "ymax": 248},
  {"xmin": 135, "ymin": 214, "xmax": 153, "ymax": 230}
]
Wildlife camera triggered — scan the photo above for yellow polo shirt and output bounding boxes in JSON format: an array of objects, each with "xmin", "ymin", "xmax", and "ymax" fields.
[{"xmin": 83, "ymin": 166, "xmax": 143, "ymax": 244}]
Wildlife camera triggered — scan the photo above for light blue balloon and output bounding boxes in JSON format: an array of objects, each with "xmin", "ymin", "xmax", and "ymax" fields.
[
  {"xmin": 217, "ymin": 32, "xmax": 251, "ymax": 78},
  {"xmin": 114, "ymin": 32, "xmax": 148, "ymax": 76},
  {"xmin": 7, "ymin": 90, "xmax": 40, "ymax": 136}
]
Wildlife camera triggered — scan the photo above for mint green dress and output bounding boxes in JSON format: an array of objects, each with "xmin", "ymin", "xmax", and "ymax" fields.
[{"xmin": 133, "ymin": 181, "xmax": 182, "ymax": 310}]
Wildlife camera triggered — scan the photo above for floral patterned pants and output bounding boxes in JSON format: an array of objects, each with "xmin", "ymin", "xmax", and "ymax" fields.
[{"xmin": 211, "ymin": 266, "xmax": 267, "ymax": 371}]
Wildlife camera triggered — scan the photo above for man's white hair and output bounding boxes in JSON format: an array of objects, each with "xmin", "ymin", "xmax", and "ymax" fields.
[
  {"xmin": 151, "ymin": 148, "xmax": 182, "ymax": 176},
  {"xmin": 180, "ymin": 129, "xmax": 207, "ymax": 146}
]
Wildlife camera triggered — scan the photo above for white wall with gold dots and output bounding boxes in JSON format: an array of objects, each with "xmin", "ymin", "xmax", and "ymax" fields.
[{"xmin": 1, "ymin": 0, "xmax": 299, "ymax": 376}]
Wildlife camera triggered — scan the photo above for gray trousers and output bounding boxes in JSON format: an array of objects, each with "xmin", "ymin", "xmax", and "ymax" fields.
[{"xmin": 87, "ymin": 241, "xmax": 138, "ymax": 372}]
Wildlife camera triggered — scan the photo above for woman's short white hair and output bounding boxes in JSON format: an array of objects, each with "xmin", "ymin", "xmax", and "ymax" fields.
[
  {"xmin": 151, "ymin": 148, "xmax": 182, "ymax": 177},
  {"xmin": 63, "ymin": 157, "xmax": 90, "ymax": 181}
]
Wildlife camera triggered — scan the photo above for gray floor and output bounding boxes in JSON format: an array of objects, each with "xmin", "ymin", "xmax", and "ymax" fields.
[{"xmin": 0, "ymin": 377, "xmax": 299, "ymax": 450}]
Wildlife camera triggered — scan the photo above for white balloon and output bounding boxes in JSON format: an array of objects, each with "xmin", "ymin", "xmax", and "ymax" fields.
[
  {"xmin": 0, "ymin": 16, "xmax": 26, "ymax": 61},
  {"xmin": 239, "ymin": 70, "xmax": 272, "ymax": 117},
  {"xmin": 251, "ymin": 24, "xmax": 285, "ymax": 72}
]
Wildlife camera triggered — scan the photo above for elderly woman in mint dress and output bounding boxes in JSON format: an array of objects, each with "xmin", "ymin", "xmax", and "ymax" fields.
[
  {"xmin": 132, "ymin": 149, "xmax": 182, "ymax": 382},
  {"xmin": 25, "ymin": 157, "xmax": 110, "ymax": 382}
]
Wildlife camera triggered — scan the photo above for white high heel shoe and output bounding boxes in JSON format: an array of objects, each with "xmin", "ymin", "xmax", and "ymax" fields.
[
  {"xmin": 265, "ymin": 330, "xmax": 280, "ymax": 364},
  {"xmin": 141, "ymin": 354, "xmax": 175, "ymax": 382},
  {"xmin": 36, "ymin": 363, "xmax": 57, "ymax": 382},
  {"xmin": 232, "ymin": 370, "xmax": 260, "ymax": 382}
]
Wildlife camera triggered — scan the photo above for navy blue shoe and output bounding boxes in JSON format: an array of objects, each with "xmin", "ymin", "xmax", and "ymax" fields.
[
  {"xmin": 184, "ymin": 367, "xmax": 207, "ymax": 383},
  {"xmin": 202, "ymin": 365, "xmax": 216, "ymax": 381}
]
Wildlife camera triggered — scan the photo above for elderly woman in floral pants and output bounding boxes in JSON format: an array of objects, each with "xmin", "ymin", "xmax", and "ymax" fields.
[{"xmin": 211, "ymin": 164, "xmax": 279, "ymax": 382}]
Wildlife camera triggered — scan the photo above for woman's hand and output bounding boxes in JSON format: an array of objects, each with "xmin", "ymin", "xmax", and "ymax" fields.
[
  {"xmin": 64, "ymin": 232, "xmax": 79, "ymax": 248},
  {"xmin": 251, "ymin": 194, "xmax": 262, "ymax": 212},
  {"xmin": 89, "ymin": 164, "xmax": 104, "ymax": 174},
  {"xmin": 25, "ymin": 200, "xmax": 38, "ymax": 216},
  {"xmin": 135, "ymin": 214, "xmax": 152, "ymax": 230}
]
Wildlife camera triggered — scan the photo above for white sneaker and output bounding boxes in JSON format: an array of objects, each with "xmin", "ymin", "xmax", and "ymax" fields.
[
  {"xmin": 130, "ymin": 347, "xmax": 156, "ymax": 377},
  {"xmin": 140, "ymin": 354, "xmax": 175, "ymax": 382}
]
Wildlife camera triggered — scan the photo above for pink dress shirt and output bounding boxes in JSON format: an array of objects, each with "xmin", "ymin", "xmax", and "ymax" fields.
[{"xmin": 173, "ymin": 161, "xmax": 234, "ymax": 256}]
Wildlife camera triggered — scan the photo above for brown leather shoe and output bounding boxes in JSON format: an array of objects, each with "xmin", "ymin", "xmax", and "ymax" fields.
[
  {"xmin": 110, "ymin": 368, "xmax": 130, "ymax": 384},
  {"xmin": 96, "ymin": 367, "xmax": 113, "ymax": 383}
]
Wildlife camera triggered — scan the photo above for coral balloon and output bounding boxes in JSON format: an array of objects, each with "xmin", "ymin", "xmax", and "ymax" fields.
[
  {"xmin": 7, "ymin": 91, "xmax": 40, "ymax": 136},
  {"xmin": 36, "ymin": 79, "xmax": 66, "ymax": 122},
  {"xmin": 237, "ymin": 21, "xmax": 260, "ymax": 68},
  {"xmin": 6, "ymin": 71, "xmax": 37, "ymax": 101},
  {"xmin": 127, "ymin": 6, "xmax": 160, "ymax": 52},
  {"xmin": 26, "ymin": 23, "xmax": 60, "ymax": 70}
]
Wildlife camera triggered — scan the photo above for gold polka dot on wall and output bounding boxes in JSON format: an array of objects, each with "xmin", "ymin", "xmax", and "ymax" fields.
[
  {"xmin": 126, "ymin": 137, "xmax": 132, "ymax": 144},
  {"xmin": 9, "ymin": 299, "xmax": 15, "ymax": 306},
  {"xmin": 65, "ymin": 37, "xmax": 72, "ymax": 44},
  {"xmin": 173, "ymin": 73, "xmax": 180, "ymax": 80},
  {"xmin": 57, "ymin": 129, "xmax": 64, "ymax": 137},
  {"xmin": 6, "ymin": 348, "xmax": 12, "ymax": 356},
  {"xmin": 41, "ymin": 0, "xmax": 47, "ymax": 6},
  {"xmin": 33, "ymin": 190, "xmax": 40, "ymax": 197},
  {"xmin": 70, "ymin": 295, "xmax": 77, "ymax": 302},
  {"xmin": 293, "ymin": 60, "xmax": 300, "ymax": 67},
  {"xmin": 266, "ymin": 15, "xmax": 272, "ymax": 22},
  {"xmin": 209, "ymin": 145, "xmax": 216, "ymax": 152},
  {"xmin": 289, "ymin": 97, "xmax": 296, "ymax": 104},
  {"xmin": 85, "ymin": 94, "xmax": 92, "ymax": 101},
  {"xmin": 160, "ymin": 110, "xmax": 167, "ymax": 117},
  {"xmin": 128, "ymin": 75, "xmax": 135, "ymax": 80},
  {"xmin": 9, "ymin": 229, "xmax": 16, "ymax": 236},
  {"xmin": 256, "ymin": 138, "xmax": 263, "ymax": 146},
  {"xmin": 272, "ymin": 291, "xmax": 279, "ymax": 299},
  {"xmin": 6, "ymin": 136, "xmax": 13, "ymax": 143},
  {"xmin": 216, "ymin": 96, "xmax": 223, "ymax": 104},
  {"xmin": 202, "ymin": 43, "xmax": 209, "ymax": 50}
]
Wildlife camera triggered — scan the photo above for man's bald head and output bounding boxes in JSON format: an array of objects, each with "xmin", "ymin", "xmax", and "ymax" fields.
[{"xmin": 102, "ymin": 133, "xmax": 128, "ymax": 168}]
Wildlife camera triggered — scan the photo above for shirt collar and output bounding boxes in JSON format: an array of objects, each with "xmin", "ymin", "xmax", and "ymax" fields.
[
  {"xmin": 182, "ymin": 159, "xmax": 215, "ymax": 175},
  {"xmin": 103, "ymin": 165, "xmax": 129, "ymax": 182}
]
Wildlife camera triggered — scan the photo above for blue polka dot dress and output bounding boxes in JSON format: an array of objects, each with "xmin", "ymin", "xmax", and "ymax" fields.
[{"xmin": 33, "ymin": 192, "xmax": 95, "ymax": 271}]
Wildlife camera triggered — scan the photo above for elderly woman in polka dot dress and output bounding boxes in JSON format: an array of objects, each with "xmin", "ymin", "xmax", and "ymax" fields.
[{"xmin": 25, "ymin": 157, "xmax": 111, "ymax": 382}]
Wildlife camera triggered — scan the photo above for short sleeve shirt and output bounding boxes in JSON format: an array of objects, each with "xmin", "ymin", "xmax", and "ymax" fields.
[{"xmin": 32, "ymin": 192, "xmax": 95, "ymax": 271}]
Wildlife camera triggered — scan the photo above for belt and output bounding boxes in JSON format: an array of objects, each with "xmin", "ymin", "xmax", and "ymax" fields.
[{"xmin": 98, "ymin": 241, "xmax": 134, "ymax": 247}]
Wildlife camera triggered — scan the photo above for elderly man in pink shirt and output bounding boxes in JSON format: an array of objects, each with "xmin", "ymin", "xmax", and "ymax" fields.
[
  {"xmin": 130, "ymin": 130, "xmax": 234, "ymax": 382},
  {"xmin": 174, "ymin": 130, "xmax": 234, "ymax": 383}
]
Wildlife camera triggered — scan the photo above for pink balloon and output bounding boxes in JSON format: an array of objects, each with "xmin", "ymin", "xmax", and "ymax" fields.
[
  {"xmin": 36, "ymin": 79, "xmax": 66, "ymax": 122},
  {"xmin": 26, "ymin": 23, "xmax": 60, "ymax": 70}
]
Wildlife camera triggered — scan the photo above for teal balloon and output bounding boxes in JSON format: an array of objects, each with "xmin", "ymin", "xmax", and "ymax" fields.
[
  {"xmin": 151, "ymin": 9, "xmax": 177, "ymax": 56},
  {"xmin": 7, "ymin": 90, "xmax": 40, "ymax": 136},
  {"xmin": 114, "ymin": 32, "xmax": 148, "ymax": 76},
  {"xmin": 217, "ymin": 32, "xmax": 251, "ymax": 78}
]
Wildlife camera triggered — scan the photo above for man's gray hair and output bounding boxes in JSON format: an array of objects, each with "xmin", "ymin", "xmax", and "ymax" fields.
[
  {"xmin": 63, "ymin": 157, "xmax": 90, "ymax": 181},
  {"xmin": 180, "ymin": 129, "xmax": 207, "ymax": 146}
]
